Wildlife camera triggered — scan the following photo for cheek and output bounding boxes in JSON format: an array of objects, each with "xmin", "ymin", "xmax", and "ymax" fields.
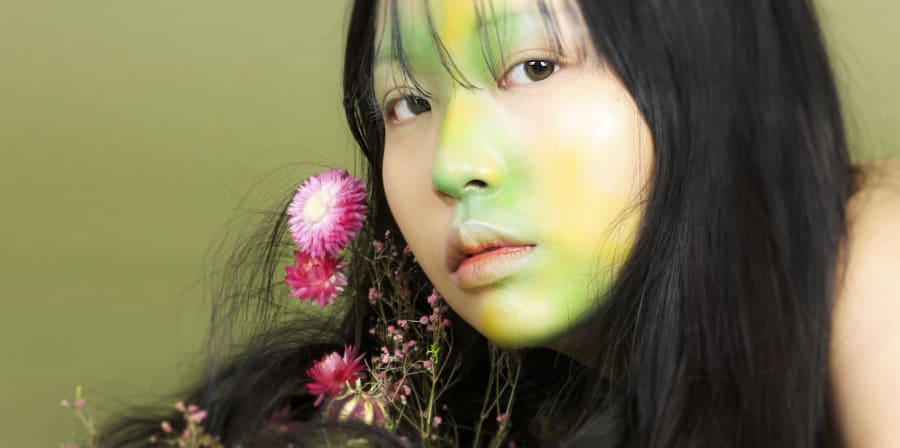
[
  {"xmin": 525, "ymin": 85, "xmax": 652, "ymax": 257},
  {"xmin": 382, "ymin": 136, "xmax": 451, "ymax": 276}
]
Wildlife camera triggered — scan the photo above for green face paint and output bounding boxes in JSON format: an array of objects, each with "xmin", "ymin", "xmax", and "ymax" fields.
[{"xmin": 375, "ymin": 0, "xmax": 653, "ymax": 351}]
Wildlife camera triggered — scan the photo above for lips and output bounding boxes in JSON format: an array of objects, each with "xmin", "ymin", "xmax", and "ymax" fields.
[{"xmin": 446, "ymin": 222, "xmax": 536, "ymax": 289}]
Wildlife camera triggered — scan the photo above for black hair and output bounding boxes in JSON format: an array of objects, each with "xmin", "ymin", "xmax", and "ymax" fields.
[{"xmin": 99, "ymin": 0, "xmax": 859, "ymax": 446}]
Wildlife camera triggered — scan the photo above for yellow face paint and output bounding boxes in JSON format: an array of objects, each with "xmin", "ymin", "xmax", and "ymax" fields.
[{"xmin": 375, "ymin": 0, "xmax": 653, "ymax": 350}]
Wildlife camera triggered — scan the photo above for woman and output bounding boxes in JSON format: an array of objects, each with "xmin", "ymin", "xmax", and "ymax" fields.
[{"xmin": 101, "ymin": 0, "xmax": 900, "ymax": 446}]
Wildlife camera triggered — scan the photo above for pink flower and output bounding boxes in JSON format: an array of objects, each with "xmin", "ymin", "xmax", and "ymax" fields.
[
  {"xmin": 306, "ymin": 345, "xmax": 366, "ymax": 407},
  {"xmin": 285, "ymin": 250, "xmax": 348, "ymax": 307},
  {"xmin": 287, "ymin": 169, "xmax": 367, "ymax": 258}
]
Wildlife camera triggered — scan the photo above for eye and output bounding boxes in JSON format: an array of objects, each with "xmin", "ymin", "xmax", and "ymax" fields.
[
  {"xmin": 388, "ymin": 95, "xmax": 432, "ymax": 124},
  {"xmin": 499, "ymin": 59, "xmax": 559, "ymax": 88}
]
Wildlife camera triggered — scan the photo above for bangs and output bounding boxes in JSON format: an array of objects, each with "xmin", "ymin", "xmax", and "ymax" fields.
[{"xmin": 377, "ymin": 0, "xmax": 585, "ymax": 98}]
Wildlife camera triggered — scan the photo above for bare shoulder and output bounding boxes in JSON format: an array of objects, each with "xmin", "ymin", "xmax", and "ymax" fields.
[{"xmin": 830, "ymin": 158, "xmax": 900, "ymax": 446}]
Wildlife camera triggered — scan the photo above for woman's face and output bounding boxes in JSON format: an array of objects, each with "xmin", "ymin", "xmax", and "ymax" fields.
[{"xmin": 374, "ymin": 0, "xmax": 653, "ymax": 348}]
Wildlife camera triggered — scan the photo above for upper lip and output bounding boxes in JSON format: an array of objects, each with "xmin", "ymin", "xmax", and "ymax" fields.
[{"xmin": 445, "ymin": 221, "xmax": 535, "ymax": 273}]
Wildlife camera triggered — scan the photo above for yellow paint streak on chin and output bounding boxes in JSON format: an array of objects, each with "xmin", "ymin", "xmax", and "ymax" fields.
[{"xmin": 479, "ymin": 289, "xmax": 563, "ymax": 347}]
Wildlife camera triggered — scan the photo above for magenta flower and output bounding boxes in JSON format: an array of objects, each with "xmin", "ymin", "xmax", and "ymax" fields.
[
  {"xmin": 287, "ymin": 169, "xmax": 367, "ymax": 258},
  {"xmin": 285, "ymin": 250, "xmax": 348, "ymax": 307},
  {"xmin": 306, "ymin": 345, "xmax": 366, "ymax": 407}
]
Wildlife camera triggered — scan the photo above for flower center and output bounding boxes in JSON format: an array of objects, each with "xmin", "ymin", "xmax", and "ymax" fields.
[{"xmin": 303, "ymin": 191, "xmax": 334, "ymax": 224}]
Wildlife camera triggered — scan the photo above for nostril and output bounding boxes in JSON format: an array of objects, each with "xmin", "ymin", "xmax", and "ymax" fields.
[{"xmin": 463, "ymin": 180, "xmax": 488, "ymax": 190}]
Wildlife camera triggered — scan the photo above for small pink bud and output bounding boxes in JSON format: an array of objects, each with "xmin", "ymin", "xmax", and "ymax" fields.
[
  {"xmin": 74, "ymin": 398, "xmax": 86, "ymax": 409},
  {"xmin": 160, "ymin": 421, "xmax": 172, "ymax": 433},
  {"xmin": 432, "ymin": 415, "xmax": 442, "ymax": 426},
  {"xmin": 496, "ymin": 412, "xmax": 509, "ymax": 423},
  {"xmin": 189, "ymin": 409, "xmax": 208, "ymax": 423},
  {"xmin": 175, "ymin": 401, "xmax": 185, "ymax": 411}
]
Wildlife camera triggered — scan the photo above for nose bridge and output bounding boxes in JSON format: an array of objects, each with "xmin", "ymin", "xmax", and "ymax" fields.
[{"xmin": 431, "ymin": 90, "xmax": 505, "ymax": 199}]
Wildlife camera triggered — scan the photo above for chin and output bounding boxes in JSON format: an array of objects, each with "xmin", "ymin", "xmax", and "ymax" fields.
[{"xmin": 478, "ymin": 319, "xmax": 564, "ymax": 349}]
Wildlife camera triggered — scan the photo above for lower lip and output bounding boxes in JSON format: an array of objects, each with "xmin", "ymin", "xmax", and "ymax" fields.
[{"xmin": 450, "ymin": 245, "xmax": 535, "ymax": 289}]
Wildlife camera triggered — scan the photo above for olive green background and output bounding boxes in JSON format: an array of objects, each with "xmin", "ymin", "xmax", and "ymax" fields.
[{"xmin": 0, "ymin": 1, "xmax": 897, "ymax": 446}]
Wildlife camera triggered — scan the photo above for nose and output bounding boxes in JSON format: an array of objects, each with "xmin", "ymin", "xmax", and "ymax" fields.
[{"xmin": 431, "ymin": 91, "xmax": 506, "ymax": 200}]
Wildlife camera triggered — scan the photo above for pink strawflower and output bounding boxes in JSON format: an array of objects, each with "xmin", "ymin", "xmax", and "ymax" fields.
[
  {"xmin": 285, "ymin": 250, "xmax": 348, "ymax": 307},
  {"xmin": 287, "ymin": 169, "xmax": 367, "ymax": 258},
  {"xmin": 306, "ymin": 345, "xmax": 367, "ymax": 407}
]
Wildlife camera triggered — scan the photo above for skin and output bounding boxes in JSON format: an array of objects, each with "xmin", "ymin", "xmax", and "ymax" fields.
[
  {"xmin": 368, "ymin": 0, "xmax": 900, "ymax": 442},
  {"xmin": 830, "ymin": 159, "xmax": 900, "ymax": 446},
  {"xmin": 373, "ymin": 0, "xmax": 653, "ymax": 348}
]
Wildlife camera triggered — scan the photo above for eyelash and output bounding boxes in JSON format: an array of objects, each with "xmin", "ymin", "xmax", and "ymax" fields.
[{"xmin": 383, "ymin": 56, "xmax": 562, "ymax": 126}]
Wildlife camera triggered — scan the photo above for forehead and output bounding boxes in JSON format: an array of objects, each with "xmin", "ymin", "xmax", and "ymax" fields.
[{"xmin": 373, "ymin": 0, "xmax": 581, "ymax": 69}]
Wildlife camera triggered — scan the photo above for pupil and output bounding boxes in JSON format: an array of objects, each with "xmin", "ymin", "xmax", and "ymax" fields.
[
  {"xmin": 410, "ymin": 97, "xmax": 431, "ymax": 114},
  {"xmin": 525, "ymin": 60, "xmax": 553, "ymax": 81}
]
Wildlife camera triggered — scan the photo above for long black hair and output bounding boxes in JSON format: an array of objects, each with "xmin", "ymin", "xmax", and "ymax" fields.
[{"xmin": 99, "ymin": 0, "xmax": 859, "ymax": 446}]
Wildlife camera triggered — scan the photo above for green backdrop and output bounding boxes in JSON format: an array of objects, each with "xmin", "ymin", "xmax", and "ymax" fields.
[{"xmin": 1, "ymin": 1, "xmax": 896, "ymax": 446}]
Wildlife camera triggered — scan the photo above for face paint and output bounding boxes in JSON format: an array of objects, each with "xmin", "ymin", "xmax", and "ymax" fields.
[{"xmin": 374, "ymin": 0, "xmax": 653, "ymax": 348}]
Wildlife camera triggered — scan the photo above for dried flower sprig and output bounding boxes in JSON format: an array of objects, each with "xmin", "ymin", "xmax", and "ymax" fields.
[
  {"xmin": 361, "ymin": 231, "xmax": 463, "ymax": 446},
  {"xmin": 473, "ymin": 346, "xmax": 522, "ymax": 448},
  {"xmin": 58, "ymin": 385, "xmax": 96, "ymax": 448},
  {"xmin": 149, "ymin": 401, "xmax": 224, "ymax": 448}
]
